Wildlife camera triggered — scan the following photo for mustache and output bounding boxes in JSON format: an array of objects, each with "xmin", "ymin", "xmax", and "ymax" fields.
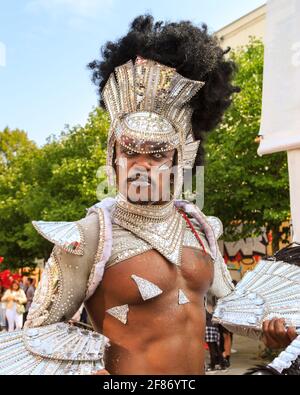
[
  {"xmin": 126, "ymin": 170, "xmax": 155, "ymax": 187},
  {"xmin": 127, "ymin": 175, "xmax": 153, "ymax": 185}
]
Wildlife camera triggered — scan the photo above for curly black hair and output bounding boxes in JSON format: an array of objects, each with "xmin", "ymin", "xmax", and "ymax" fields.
[{"xmin": 88, "ymin": 14, "xmax": 240, "ymax": 167}]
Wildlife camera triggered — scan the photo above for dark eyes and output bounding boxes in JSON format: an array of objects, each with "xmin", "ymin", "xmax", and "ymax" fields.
[
  {"xmin": 124, "ymin": 150, "xmax": 136, "ymax": 156},
  {"xmin": 122, "ymin": 150, "xmax": 165, "ymax": 160},
  {"xmin": 151, "ymin": 153, "xmax": 164, "ymax": 159}
]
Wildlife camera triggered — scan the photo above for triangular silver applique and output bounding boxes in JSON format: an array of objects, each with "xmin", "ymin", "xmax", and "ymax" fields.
[
  {"xmin": 178, "ymin": 289, "xmax": 190, "ymax": 305},
  {"xmin": 106, "ymin": 305, "xmax": 129, "ymax": 324},
  {"xmin": 131, "ymin": 275, "xmax": 163, "ymax": 301}
]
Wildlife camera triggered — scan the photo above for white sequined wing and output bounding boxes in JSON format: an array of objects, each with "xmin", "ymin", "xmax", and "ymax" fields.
[
  {"xmin": 213, "ymin": 259, "xmax": 300, "ymax": 337},
  {"xmin": 0, "ymin": 323, "xmax": 109, "ymax": 375}
]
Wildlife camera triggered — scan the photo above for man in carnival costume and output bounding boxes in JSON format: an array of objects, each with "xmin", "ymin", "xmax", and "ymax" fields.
[{"xmin": 0, "ymin": 15, "xmax": 298, "ymax": 375}]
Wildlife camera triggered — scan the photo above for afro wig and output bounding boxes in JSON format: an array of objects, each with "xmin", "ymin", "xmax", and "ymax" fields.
[{"xmin": 88, "ymin": 14, "xmax": 240, "ymax": 167}]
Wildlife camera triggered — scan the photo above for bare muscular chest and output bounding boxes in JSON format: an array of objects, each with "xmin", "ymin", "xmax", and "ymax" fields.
[{"xmin": 93, "ymin": 247, "xmax": 214, "ymax": 307}]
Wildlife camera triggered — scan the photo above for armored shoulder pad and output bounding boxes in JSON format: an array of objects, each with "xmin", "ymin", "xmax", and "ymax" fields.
[
  {"xmin": 26, "ymin": 207, "xmax": 112, "ymax": 328},
  {"xmin": 32, "ymin": 220, "xmax": 85, "ymax": 255},
  {"xmin": 175, "ymin": 200, "xmax": 234, "ymax": 298}
]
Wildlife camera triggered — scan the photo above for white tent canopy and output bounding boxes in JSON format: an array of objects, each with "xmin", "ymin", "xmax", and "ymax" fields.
[{"xmin": 258, "ymin": 0, "xmax": 300, "ymax": 242}]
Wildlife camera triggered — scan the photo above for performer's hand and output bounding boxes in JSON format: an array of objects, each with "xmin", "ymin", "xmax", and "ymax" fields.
[
  {"xmin": 92, "ymin": 369, "xmax": 110, "ymax": 375},
  {"xmin": 262, "ymin": 318, "xmax": 298, "ymax": 349}
]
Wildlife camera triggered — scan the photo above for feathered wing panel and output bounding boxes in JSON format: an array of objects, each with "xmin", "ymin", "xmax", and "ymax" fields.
[
  {"xmin": 213, "ymin": 258, "xmax": 300, "ymax": 337},
  {"xmin": 0, "ymin": 323, "xmax": 109, "ymax": 375},
  {"xmin": 26, "ymin": 208, "xmax": 110, "ymax": 329}
]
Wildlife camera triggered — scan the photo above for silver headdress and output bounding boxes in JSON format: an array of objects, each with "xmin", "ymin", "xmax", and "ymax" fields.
[{"xmin": 102, "ymin": 56, "xmax": 205, "ymax": 197}]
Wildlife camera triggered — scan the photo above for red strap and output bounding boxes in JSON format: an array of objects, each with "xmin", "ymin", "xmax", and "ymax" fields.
[{"xmin": 177, "ymin": 209, "xmax": 207, "ymax": 254}]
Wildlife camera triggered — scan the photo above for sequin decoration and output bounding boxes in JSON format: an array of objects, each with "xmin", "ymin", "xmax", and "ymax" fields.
[
  {"xmin": 107, "ymin": 224, "xmax": 152, "ymax": 268},
  {"xmin": 107, "ymin": 221, "xmax": 212, "ymax": 268},
  {"xmin": 103, "ymin": 56, "xmax": 206, "ymax": 190},
  {"xmin": 25, "ymin": 253, "xmax": 61, "ymax": 328},
  {"xmin": 183, "ymin": 140, "xmax": 200, "ymax": 169},
  {"xmin": 0, "ymin": 323, "xmax": 109, "ymax": 375},
  {"xmin": 112, "ymin": 193, "xmax": 186, "ymax": 266},
  {"xmin": 131, "ymin": 275, "xmax": 163, "ymax": 301},
  {"xmin": 178, "ymin": 289, "xmax": 190, "ymax": 305},
  {"xmin": 125, "ymin": 112, "xmax": 174, "ymax": 136},
  {"xmin": 206, "ymin": 216, "xmax": 224, "ymax": 240},
  {"xmin": 106, "ymin": 305, "xmax": 129, "ymax": 325},
  {"xmin": 213, "ymin": 259, "xmax": 300, "ymax": 332}
]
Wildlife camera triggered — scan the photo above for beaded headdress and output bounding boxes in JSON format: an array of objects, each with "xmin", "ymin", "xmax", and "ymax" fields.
[{"xmin": 102, "ymin": 56, "xmax": 205, "ymax": 197}]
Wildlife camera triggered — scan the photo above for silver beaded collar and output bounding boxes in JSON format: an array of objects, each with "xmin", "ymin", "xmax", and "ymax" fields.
[{"xmin": 112, "ymin": 193, "xmax": 186, "ymax": 266}]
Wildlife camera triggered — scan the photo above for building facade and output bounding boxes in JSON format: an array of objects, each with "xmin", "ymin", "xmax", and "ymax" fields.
[{"xmin": 215, "ymin": 4, "xmax": 266, "ymax": 50}]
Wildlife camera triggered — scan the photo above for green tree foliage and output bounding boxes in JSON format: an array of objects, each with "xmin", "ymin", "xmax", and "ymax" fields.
[
  {"xmin": 203, "ymin": 39, "xmax": 290, "ymax": 248},
  {"xmin": 0, "ymin": 128, "xmax": 39, "ymax": 270},
  {"xmin": 0, "ymin": 108, "xmax": 109, "ymax": 270}
]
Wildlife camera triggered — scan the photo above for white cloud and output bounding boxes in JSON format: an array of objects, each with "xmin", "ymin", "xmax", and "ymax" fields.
[{"xmin": 26, "ymin": 0, "xmax": 113, "ymax": 18}]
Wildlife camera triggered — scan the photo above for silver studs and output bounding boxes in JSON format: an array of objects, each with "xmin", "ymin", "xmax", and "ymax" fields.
[
  {"xmin": 131, "ymin": 274, "xmax": 163, "ymax": 301},
  {"xmin": 178, "ymin": 289, "xmax": 190, "ymax": 305},
  {"xmin": 106, "ymin": 305, "xmax": 129, "ymax": 325}
]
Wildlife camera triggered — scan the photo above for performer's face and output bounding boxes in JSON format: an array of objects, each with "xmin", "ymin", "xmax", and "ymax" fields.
[{"xmin": 114, "ymin": 142, "xmax": 176, "ymax": 204}]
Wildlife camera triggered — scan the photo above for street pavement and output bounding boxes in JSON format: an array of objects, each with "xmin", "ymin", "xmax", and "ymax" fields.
[{"xmin": 205, "ymin": 334, "xmax": 267, "ymax": 375}]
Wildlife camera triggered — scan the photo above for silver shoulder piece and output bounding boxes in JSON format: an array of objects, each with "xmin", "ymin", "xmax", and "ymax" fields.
[
  {"xmin": 213, "ymin": 257, "xmax": 300, "ymax": 339},
  {"xmin": 0, "ymin": 323, "xmax": 109, "ymax": 375},
  {"xmin": 204, "ymin": 215, "xmax": 234, "ymax": 298},
  {"xmin": 174, "ymin": 201, "xmax": 234, "ymax": 299},
  {"xmin": 209, "ymin": 248, "xmax": 235, "ymax": 299},
  {"xmin": 206, "ymin": 216, "xmax": 223, "ymax": 240},
  {"xmin": 26, "ymin": 208, "xmax": 109, "ymax": 328},
  {"xmin": 32, "ymin": 220, "xmax": 85, "ymax": 255}
]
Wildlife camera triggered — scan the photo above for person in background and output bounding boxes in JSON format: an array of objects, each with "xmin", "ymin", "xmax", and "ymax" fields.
[
  {"xmin": 219, "ymin": 325, "xmax": 232, "ymax": 368},
  {"xmin": 1, "ymin": 281, "xmax": 27, "ymax": 331},
  {"xmin": 19, "ymin": 276, "xmax": 28, "ymax": 293},
  {"xmin": 24, "ymin": 278, "xmax": 35, "ymax": 324},
  {"xmin": 8, "ymin": 275, "xmax": 14, "ymax": 287},
  {"xmin": 205, "ymin": 310, "xmax": 226, "ymax": 372}
]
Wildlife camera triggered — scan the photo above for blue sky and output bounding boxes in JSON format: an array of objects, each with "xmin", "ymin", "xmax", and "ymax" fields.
[{"xmin": 0, "ymin": 0, "xmax": 266, "ymax": 145}]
